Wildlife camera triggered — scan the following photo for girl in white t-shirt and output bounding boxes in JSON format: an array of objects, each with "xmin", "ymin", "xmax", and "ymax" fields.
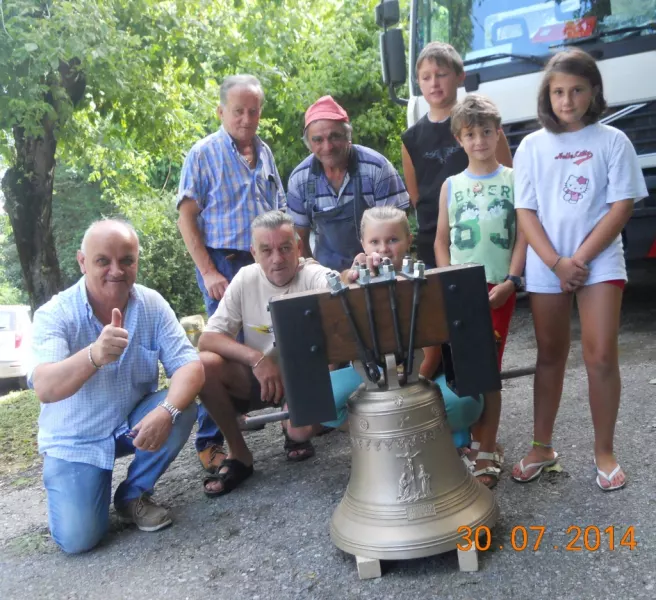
[{"xmin": 512, "ymin": 49, "xmax": 648, "ymax": 491}]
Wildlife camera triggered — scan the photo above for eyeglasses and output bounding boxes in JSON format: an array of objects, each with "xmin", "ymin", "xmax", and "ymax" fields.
[{"xmin": 309, "ymin": 132, "xmax": 348, "ymax": 145}]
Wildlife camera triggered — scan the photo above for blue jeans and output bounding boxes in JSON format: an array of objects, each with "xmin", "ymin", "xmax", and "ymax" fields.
[
  {"xmin": 325, "ymin": 368, "xmax": 482, "ymax": 446},
  {"xmin": 194, "ymin": 248, "xmax": 254, "ymax": 452},
  {"xmin": 42, "ymin": 390, "xmax": 196, "ymax": 554}
]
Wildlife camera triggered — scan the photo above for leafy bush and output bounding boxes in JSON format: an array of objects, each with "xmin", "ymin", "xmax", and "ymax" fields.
[
  {"xmin": 52, "ymin": 168, "xmax": 117, "ymax": 288},
  {"xmin": 115, "ymin": 192, "xmax": 204, "ymax": 317}
]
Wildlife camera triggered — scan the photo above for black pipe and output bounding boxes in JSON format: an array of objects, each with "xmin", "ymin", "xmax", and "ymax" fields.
[
  {"xmin": 500, "ymin": 366, "xmax": 536, "ymax": 380},
  {"xmin": 242, "ymin": 411, "xmax": 290, "ymax": 428},
  {"xmin": 242, "ymin": 367, "xmax": 537, "ymax": 428}
]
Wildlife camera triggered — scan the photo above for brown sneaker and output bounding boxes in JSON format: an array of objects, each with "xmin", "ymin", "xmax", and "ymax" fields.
[
  {"xmin": 116, "ymin": 494, "xmax": 172, "ymax": 532},
  {"xmin": 198, "ymin": 444, "xmax": 227, "ymax": 473}
]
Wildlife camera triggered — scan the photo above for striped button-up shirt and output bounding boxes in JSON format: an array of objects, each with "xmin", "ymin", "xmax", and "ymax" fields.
[
  {"xmin": 286, "ymin": 144, "xmax": 409, "ymax": 228},
  {"xmin": 28, "ymin": 278, "xmax": 199, "ymax": 470},
  {"xmin": 177, "ymin": 126, "xmax": 287, "ymax": 251}
]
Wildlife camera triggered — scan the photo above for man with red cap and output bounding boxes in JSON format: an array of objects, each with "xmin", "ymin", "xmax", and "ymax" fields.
[{"xmin": 287, "ymin": 96, "xmax": 409, "ymax": 271}]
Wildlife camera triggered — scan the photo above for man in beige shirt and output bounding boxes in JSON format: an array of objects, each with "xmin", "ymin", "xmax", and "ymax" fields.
[{"xmin": 198, "ymin": 210, "xmax": 361, "ymax": 497}]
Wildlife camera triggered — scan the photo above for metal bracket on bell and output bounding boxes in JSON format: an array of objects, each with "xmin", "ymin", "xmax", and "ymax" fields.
[
  {"xmin": 354, "ymin": 262, "xmax": 383, "ymax": 364},
  {"xmin": 384, "ymin": 353, "xmax": 400, "ymax": 390},
  {"xmin": 326, "ymin": 271, "xmax": 381, "ymax": 384},
  {"xmin": 398, "ymin": 256, "xmax": 427, "ymax": 382},
  {"xmin": 381, "ymin": 259, "xmax": 406, "ymax": 377},
  {"xmin": 354, "ymin": 258, "xmax": 408, "ymax": 381}
]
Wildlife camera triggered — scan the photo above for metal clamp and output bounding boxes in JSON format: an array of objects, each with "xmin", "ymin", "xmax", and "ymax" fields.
[
  {"xmin": 398, "ymin": 256, "xmax": 427, "ymax": 379},
  {"xmin": 378, "ymin": 258, "xmax": 405, "ymax": 379},
  {"xmin": 355, "ymin": 263, "xmax": 382, "ymax": 364},
  {"xmin": 326, "ymin": 272, "xmax": 380, "ymax": 383}
]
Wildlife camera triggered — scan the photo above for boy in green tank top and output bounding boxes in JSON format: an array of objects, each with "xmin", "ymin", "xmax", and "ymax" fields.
[{"xmin": 435, "ymin": 94, "xmax": 527, "ymax": 488}]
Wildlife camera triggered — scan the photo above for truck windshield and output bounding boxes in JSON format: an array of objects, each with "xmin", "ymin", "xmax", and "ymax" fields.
[{"xmin": 415, "ymin": 0, "xmax": 656, "ymax": 70}]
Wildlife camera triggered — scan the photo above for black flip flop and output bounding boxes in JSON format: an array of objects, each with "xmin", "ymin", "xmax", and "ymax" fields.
[{"xmin": 203, "ymin": 458, "xmax": 254, "ymax": 498}]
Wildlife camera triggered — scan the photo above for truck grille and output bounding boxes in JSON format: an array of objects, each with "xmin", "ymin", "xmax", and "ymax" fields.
[
  {"xmin": 503, "ymin": 120, "xmax": 540, "ymax": 155},
  {"xmin": 601, "ymin": 102, "xmax": 656, "ymax": 157},
  {"xmin": 503, "ymin": 101, "xmax": 656, "ymax": 158}
]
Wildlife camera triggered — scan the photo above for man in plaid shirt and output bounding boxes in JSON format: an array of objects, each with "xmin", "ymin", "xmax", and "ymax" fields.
[{"xmin": 177, "ymin": 74, "xmax": 286, "ymax": 474}]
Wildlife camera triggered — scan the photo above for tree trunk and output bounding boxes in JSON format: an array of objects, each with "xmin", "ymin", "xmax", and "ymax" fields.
[{"xmin": 1, "ymin": 120, "xmax": 62, "ymax": 312}]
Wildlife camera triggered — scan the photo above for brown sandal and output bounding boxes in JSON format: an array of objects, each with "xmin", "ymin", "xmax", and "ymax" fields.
[
  {"xmin": 282, "ymin": 430, "xmax": 315, "ymax": 462},
  {"xmin": 198, "ymin": 444, "xmax": 228, "ymax": 474}
]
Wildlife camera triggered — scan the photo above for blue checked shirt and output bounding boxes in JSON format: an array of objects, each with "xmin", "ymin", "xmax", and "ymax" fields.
[
  {"xmin": 27, "ymin": 278, "xmax": 199, "ymax": 470},
  {"xmin": 177, "ymin": 126, "xmax": 287, "ymax": 251},
  {"xmin": 286, "ymin": 144, "xmax": 410, "ymax": 228}
]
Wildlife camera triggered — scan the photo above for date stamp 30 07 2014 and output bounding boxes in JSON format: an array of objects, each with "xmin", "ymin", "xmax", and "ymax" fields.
[{"xmin": 457, "ymin": 525, "xmax": 637, "ymax": 552}]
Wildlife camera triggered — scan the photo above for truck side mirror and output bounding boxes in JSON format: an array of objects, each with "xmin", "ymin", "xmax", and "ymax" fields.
[
  {"xmin": 375, "ymin": 0, "xmax": 400, "ymax": 28},
  {"xmin": 375, "ymin": 0, "xmax": 408, "ymax": 106},
  {"xmin": 379, "ymin": 29, "xmax": 407, "ymax": 86}
]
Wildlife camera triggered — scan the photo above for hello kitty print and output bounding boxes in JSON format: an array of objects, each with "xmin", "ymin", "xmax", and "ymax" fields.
[{"xmin": 563, "ymin": 175, "xmax": 589, "ymax": 204}]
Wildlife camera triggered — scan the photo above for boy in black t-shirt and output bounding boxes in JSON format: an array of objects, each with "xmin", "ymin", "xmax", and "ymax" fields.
[{"xmin": 401, "ymin": 42, "xmax": 513, "ymax": 269}]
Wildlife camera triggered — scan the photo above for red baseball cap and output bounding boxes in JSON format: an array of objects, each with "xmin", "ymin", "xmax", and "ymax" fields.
[{"xmin": 304, "ymin": 95, "xmax": 349, "ymax": 129}]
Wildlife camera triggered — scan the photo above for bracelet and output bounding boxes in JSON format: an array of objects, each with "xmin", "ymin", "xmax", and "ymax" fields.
[
  {"xmin": 251, "ymin": 355, "xmax": 265, "ymax": 370},
  {"xmin": 550, "ymin": 256, "xmax": 562, "ymax": 272},
  {"xmin": 532, "ymin": 440, "xmax": 553, "ymax": 448},
  {"xmin": 504, "ymin": 274, "xmax": 523, "ymax": 292},
  {"xmin": 158, "ymin": 400, "xmax": 182, "ymax": 425},
  {"xmin": 88, "ymin": 344, "xmax": 101, "ymax": 370}
]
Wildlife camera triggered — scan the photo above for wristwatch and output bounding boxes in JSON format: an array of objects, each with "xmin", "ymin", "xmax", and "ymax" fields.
[
  {"xmin": 158, "ymin": 400, "xmax": 182, "ymax": 424},
  {"xmin": 504, "ymin": 274, "xmax": 523, "ymax": 292}
]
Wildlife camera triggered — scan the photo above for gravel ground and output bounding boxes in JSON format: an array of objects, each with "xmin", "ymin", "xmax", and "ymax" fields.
[{"xmin": 1, "ymin": 264, "xmax": 655, "ymax": 600}]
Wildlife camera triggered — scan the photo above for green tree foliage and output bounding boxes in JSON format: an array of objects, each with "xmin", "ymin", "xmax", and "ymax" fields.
[
  {"xmin": 0, "ymin": 168, "xmax": 114, "ymax": 293},
  {"xmin": 51, "ymin": 168, "xmax": 116, "ymax": 287},
  {"xmin": 416, "ymin": 0, "xmax": 473, "ymax": 59},
  {"xmin": 1, "ymin": 0, "xmax": 409, "ymax": 316},
  {"xmin": 114, "ymin": 191, "xmax": 205, "ymax": 315}
]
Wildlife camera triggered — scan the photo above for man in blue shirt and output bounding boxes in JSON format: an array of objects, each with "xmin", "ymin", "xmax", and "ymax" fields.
[
  {"xmin": 29, "ymin": 219, "xmax": 205, "ymax": 554},
  {"xmin": 287, "ymin": 95, "xmax": 410, "ymax": 271},
  {"xmin": 177, "ymin": 74, "xmax": 286, "ymax": 474}
]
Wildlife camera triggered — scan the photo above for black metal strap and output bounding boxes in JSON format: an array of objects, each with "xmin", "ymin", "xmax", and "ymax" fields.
[{"xmin": 337, "ymin": 291, "xmax": 380, "ymax": 383}]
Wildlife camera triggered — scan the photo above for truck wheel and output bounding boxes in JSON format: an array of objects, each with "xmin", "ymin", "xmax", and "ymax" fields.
[{"xmin": 17, "ymin": 376, "xmax": 28, "ymax": 391}]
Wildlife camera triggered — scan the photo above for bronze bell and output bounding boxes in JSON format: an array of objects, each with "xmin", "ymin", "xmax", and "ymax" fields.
[
  {"xmin": 267, "ymin": 262, "xmax": 506, "ymax": 579},
  {"xmin": 330, "ymin": 354, "xmax": 499, "ymax": 578}
]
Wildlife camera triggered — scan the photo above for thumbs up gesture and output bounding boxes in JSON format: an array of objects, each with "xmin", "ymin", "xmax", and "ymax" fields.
[{"xmin": 89, "ymin": 308, "xmax": 129, "ymax": 367}]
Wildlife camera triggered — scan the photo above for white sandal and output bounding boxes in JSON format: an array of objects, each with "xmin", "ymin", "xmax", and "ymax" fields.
[
  {"xmin": 595, "ymin": 463, "xmax": 626, "ymax": 491},
  {"xmin": 470, "ymin": 441, "xmax": 504, "ymax": 466},
  {"xmin": 472, "ymin": 451, "xmax": 502, "ymax": 488},
  {"xmin": 512, "ymin": 452, "xmax": 559, "ymax": 483}
]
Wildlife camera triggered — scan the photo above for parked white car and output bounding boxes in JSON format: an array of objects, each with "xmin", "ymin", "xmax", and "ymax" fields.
[{"xmin": 0, "ymin": 305, "xmax": 32, "ymax": 390}]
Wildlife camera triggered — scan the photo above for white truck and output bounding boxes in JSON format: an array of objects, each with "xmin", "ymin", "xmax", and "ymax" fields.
[{"xmin": 376, "ymin": 0, "xmax": 656, "ymax": 259}]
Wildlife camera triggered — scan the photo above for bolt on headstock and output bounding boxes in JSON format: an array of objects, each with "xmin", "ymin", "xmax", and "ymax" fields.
[
  {"xmin": 380, "ymin": 257, "xmax": 396, "ymax": 281},
  {"xmin": 326, "ymin": 271, "xmax": 346, "ymax": 294},
  {"xmin": 358, "ymin": 264, "xmax": 371, "ymax": 285},
  {"xmin": 402, "ymin": 255, "xmax": 414, "ymax": 276}
]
